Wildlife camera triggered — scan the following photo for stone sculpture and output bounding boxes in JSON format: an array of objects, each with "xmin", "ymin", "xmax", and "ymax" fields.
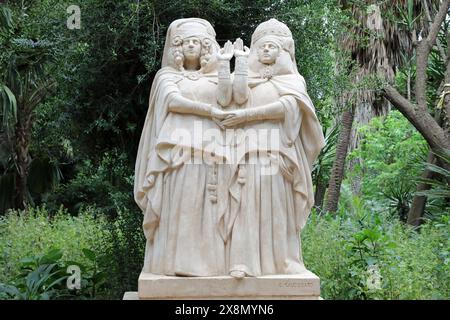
[{"xmin": 134, "ymin": 18, "xmax": 325, "ymax": 281}]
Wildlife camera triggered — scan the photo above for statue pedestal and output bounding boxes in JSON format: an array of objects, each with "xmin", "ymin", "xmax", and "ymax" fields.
[{"xmin": 123, "ymin": 270, "xmax": 321, "ymax": 300}]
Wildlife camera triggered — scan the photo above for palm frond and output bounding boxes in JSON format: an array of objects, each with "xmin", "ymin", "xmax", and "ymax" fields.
[
  {"xmin": 27, "ymin": 79, "xmax": 57, "ymax": 110},
  {"xmin": 414, "ymin": 148, "xmax": 450, "ymax": 201},
  {"xmin": 0, "ymin": 5, "xmax": 13, "ymax": 32},
  {"xmin": 423, "ymin": 162, "xmax": 450, "ymax": 178},
  {"xmin": 0, "ymin": 84, "xmax": 18, "ymax": 136}
]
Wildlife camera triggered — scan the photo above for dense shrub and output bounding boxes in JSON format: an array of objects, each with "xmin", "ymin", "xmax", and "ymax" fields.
[
  {"xmin": 101, "ymin": 207, "xmax": 145, "ymax": 299},
  {"xmin": 0, "ymin": 205, "xmax": 144, "ymax": 299},
  {"xmin": 1, "ymin": 202, "xmax": 448, "ymax": 300},
  {"xmin": 302, "ymin": 201, "xmax": 450, "ymax": 300},
  {"xmin": 0, "ymin": 206, "xmax": 109, "ymax": 285},
  {"xmin": 44, "ymin": 151, "xmax": 136, "ymax": 218},
  {"xmin": 347, "ymin": 111, "xmax": 428, "ymax": 221}
]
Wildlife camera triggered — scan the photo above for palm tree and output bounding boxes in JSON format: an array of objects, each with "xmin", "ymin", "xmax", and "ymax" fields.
[
  {"xmin": 326, "ymin": 0, "xmax": 428, "ymax": 213},
  {"xmin": 383, "ymin": 0, "xmax": 450, "ymax": 225},
  {"xmin": 312, "ymin": 124, "xmax": 339, "ymax": 213},
  {"xmin": 0, "ymin": 5, "xmax": 56, "ymax": 210}
]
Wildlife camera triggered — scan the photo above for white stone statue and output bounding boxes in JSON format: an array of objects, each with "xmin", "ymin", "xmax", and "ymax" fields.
[
  {"xmin": 217, "ymin": 19, "xmax": 326, "ymax": 278},
  {"xmin": 134, "ymin": 18, "xmax": 325, "ymax": 279},
  {"xmin": 134, "ymin": 18, "xmax": 230, "ymax": 276}
]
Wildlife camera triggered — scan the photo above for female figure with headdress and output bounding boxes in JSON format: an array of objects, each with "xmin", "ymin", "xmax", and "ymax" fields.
[
  {"xmin": 134, "ymin": 18, "xmax": 231, "ymax": 276},
  {"xmin": 220, "ymin": 19, "xmax": 325, "ymax": 278}
]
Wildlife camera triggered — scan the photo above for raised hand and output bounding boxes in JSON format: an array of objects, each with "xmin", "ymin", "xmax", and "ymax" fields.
[
  {"xmin": 217, "ymin": 40, "xmax": 234, "ymax": 61},
  {"xmin": 233, "ymin": 38, "xmax": 250, "ymax": 57}
]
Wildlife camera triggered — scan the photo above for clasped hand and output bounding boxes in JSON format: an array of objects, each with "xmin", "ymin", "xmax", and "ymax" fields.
[{"xmin": 211, "ymin": 107, "xmax": 247, "ymax": 128}]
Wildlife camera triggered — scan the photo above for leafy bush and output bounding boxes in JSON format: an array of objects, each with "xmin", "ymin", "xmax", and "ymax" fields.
[
  {"xmin": 1, "ymin": 200, "xmax": 448, "ymax": 300},
  {"xmin": 302, "ymin": 200, "xmax": 450, "ymax": 300},
  {"xmin": 0, "ymin": 247, "xmax": 106, "ymax": 300},
  {"xmin": 0, "ymin": 248, "xmax": 70, "ymax": 300},
  {"xmin": 102, "ymin": 207, "xmax": 145, "ymax": 299},
  {"xmin": 347, "ymin": 110, "xmax": 428, "ymax": 220},
  {"xmin": 0, "ymin": 206, "xmax": 109, "ymax": 284},
  {"xmin": 0, "ymin": 205, "xmax": 144, "ymax": 299},
  {"xmin": 44, "ymin": 151, "xmax": 135, "ymax": 217}
]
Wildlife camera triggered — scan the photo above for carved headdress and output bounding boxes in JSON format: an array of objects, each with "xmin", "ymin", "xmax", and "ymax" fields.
[
  {"xmin": 161, "ymin": 18, "xmax": 220, "ymax": 73},
  {"xmin": 249, "ymin": 18, "xmax": 297, "ymax": 76}
]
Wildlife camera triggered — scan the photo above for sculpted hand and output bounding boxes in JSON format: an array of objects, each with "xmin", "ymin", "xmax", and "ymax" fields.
[
  {"xmin": 210, "ymin": 107, "xmax": 228, "ymax": 129},
  {"xmin": 217, "ymin": 40, "xmax": 234, "ymax": 61},
  {"xmin": 221, "ymin": 109, "xmax": 248, "ymax": 127},
  {"xmin": 210, "ymin": 107, "xmax": 228, "ymax": 120},
  {"xmin": 233, "ymin": 38, "xmax": 250, "ymax": 57}
]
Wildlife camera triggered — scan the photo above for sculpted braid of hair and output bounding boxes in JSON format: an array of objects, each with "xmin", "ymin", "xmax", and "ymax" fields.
[{"xmin": 171, "ymin": 36, "xmax": 213, "ymax": 71}]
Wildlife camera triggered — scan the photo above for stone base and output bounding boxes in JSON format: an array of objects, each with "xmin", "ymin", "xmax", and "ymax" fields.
[{"xmin": 124, "ymin": 270, "xmax": 321, "ymax": 300}]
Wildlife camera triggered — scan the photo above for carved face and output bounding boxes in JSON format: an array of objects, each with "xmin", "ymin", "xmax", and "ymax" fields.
[
  {"xmin": 182, "ymin": 36, "xmax": 202, "ymax": 61},
  {"xmin": 257, "ymin": 41, "xmax": 280, "ymax": 65}
]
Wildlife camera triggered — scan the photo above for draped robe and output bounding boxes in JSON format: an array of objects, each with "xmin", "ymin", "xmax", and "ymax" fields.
[
  {"xmin": 224, "ymin": 71, "xmax": 325, "ymax": 276},
  {"xmin": 134, "ymin": 68, "xmax": 228, "ymax": 276}
]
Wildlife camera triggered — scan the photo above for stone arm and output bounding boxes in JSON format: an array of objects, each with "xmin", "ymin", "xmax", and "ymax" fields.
[
  {"xmin": 245, "ymin": 100, "xmax": 285, "ymax": 122},
  {"xmin": 232, "ymin": 39, "xmax": 250, "ymax": 105},
  {"xmin": 233, "ymin": 55, "xmax": 250, "ymax": 105},
  {"xmin": 217, "ymin": 59, "xmax": 232, "ymax": 107},
  {"xmin": 216, "ymin": 40, "xmax": 234, "ymax": 107},
  {"xmin": 168, "ymin": 93, "xmax": 229, "ymax": 121},
  {"xmin": 221, "ymin": 95, "xmax": 297, "ymax": 127},
  {"xmin": 168, "ymin": 93, "xmax": 214, "ymax": 118}
]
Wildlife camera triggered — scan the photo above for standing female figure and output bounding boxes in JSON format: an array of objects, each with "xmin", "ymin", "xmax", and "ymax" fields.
[
  {"xmin": 134, "ymin": 18, "xmax": 229, "ymax": 276},
  {"xmin": 221, "ymin": 19, "xmax": 325, "ymax": 278}
]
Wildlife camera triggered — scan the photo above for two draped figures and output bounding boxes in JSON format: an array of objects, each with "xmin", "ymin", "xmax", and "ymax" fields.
[{"xmin": 134, "ymin": 18, "xmax": 325, "ymax": 279}]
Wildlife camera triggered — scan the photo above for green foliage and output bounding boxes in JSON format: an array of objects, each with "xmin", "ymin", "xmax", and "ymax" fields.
[
  {"xmin": 0, "ymin": 205, "xmax": 143, "ymax": 299},
  {"xmin": 347, "ymin": 110, "xmax": 428, "ymax": 220},
  {"xmin": 416, "ymin": 149, "xmax": 450, "ymax": 201},
  {"xmin": 0, "ymin": 247, "xmax": 108, "ymax": 300},
  {"xmin": 101, "ymin": 207, "xmax": 145, "ymax": 299},
  {"xmin": 44, "ymin": 151, "xmax": 135, "ymax": 217},
  {"xmin": 2, "ymin": 202, "xmax": 447, "ymax": 300},
  {"xmin": 0, "ymin": 2, "xmax": 61, "ymax": 212},
  {"xmin": 312, "ymin": 124, "xmax": 339, "ymax": 203},
  {"xmin": 0, "ymin": 206, "xmax": 109, "ymax": 285},
  {"xmin": 414, "ymin": 149, "xmax": 450, "ymax": 218},
  {"xmin": 0, "ymin": 248, "xmax": 69, "ymax": 300},
  {"xmin": 302, "ymin": 201, "xmax": 450, "ymax": 300},
  {"xmin": 0, "ymin": 84, "xmax": 17, "ymax": 136}
]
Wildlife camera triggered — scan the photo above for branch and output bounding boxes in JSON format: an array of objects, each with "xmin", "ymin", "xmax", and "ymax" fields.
[
  {"xmin": 415, "ymin": 0, "xmax": 450, "ymax": 109},
  {"xmin": 384, "ymin": 84, "xmax": 450, "ymax": 150},
  {"xmin": 421, "ymin": 0, "xmax": 447, "ymax": 61},
  {"xmin": 426, "ymin": 0, "xmax": 449, "ymax": 45},
  {"xmin": 442, "ymin": 33, "xmax": 450, "ymax": 130}
]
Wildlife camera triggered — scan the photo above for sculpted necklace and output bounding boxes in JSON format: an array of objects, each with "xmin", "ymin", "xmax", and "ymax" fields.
[
  {"xmin": 261, "ymin": 65, "xmax": 274, "ymax": 79},
  {"xmin": 183, "ymin": 69, "xmax": 203, "ymax": 81}
]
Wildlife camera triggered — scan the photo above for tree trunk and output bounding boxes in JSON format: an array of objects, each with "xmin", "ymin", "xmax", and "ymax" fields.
[
  {"xmin": 325, "ymin": 106, "xmax": 355, "ymax": 213},
  {"xmin": 407, "ymin": 151, "xmax": 435, "ymax": 227},
  {"xmin": 314, "ymin": 178, "xmax": 327, "ymax": 213},
  {"xmin": 14, "ymin": 114, "xmax": 32, "ymax": 210},
  {"xmin": 407, "ymin": 80, "xmax": 447, "ymax": 227}
]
